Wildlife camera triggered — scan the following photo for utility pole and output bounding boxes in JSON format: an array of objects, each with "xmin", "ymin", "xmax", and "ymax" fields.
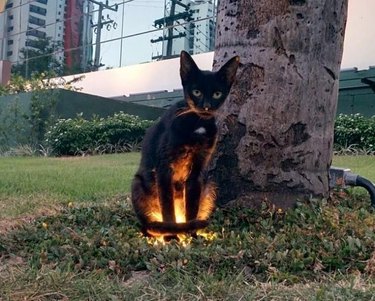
[
  {"xmin": 151, "ymin": 0, "xmax": 192, "ymax": 60},
  {"xmin": 89, "ymin": 0, "xmax": 118, "ymax": 70},
  {"xmin": 166, "ymin": 1, "xmax": 176, "ymax": 57}
]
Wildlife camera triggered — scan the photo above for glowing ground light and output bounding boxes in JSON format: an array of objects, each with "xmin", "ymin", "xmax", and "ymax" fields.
[
  {"xmin": 196, "ymin": 229, "xmax": 217, "ymax": 241},
  {"xmin": 145, "ymin": 229, "xmax": 217, "ymax": 246}
]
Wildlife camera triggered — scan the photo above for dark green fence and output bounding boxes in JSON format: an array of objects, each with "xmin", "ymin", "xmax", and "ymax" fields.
[{"xmin": 338, "ymin": 67, "xmax": 375, "ymax": 117}]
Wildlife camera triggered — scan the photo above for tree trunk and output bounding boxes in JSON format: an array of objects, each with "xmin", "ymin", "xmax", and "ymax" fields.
[{"xmin": 211, "ymin": 0, "xmax": 348, "ymax": 208}]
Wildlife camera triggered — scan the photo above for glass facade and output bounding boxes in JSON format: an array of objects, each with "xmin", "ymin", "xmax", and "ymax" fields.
[{"xmin": 0, "ymin": 0, "xmax": 217, "ymax": 77}]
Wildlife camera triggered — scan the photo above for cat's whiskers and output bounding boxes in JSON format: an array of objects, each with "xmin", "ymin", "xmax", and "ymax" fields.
[
  {"xmin": 176, "ymin": 108, "xmax": 195, "ymax": 117},
  {"xmin": 176, "ymin": 104, "xmax": 217, "ymax": 119}
]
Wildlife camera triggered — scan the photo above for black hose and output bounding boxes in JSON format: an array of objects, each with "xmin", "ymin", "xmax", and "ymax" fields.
[{"xmin": 356, "ymin": 175, "xmax": 375, "ymax": 207}]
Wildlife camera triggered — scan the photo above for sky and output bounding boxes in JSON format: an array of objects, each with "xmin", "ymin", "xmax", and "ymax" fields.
[
  {"xmin": 341, "ymin": 0, "xmax": 375, "ymax": 69},
  {"xmin": 94, "ymin": 0, "xmax": 165, "ymax": 68}
]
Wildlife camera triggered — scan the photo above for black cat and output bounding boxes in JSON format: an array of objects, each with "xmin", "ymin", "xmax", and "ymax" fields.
[{"xmin": 131, "ymin": 51, "xmax": 239, "ymax": 238}]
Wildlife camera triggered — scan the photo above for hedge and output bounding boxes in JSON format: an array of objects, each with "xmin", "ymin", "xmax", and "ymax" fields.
[
  {"xmin": 45, "ymin": 112, "xmax": 154, "ymax": 156},
  {"xmin": 45, "ymin": 112, "xmax": 375, "ymax": 156},
  {"xmin": 334, "ymin": 113, "xmax": 375, "ymax": 151}
]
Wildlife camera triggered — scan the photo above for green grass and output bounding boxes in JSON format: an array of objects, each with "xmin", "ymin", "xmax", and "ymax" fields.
[
  {"xmin": 0, "ymin": 153, "xmax": 140, "ymax": 218},
  {"xmin": 333, "ymin": 155, "xmax": 375, "ymax": 181},
  {"xmin": 1, "ymin": 154, "xmax": 375, "ymax": 300},
  {"xmin": 1, "ymin": 195, "xmax": 375, "ymax": 300}
]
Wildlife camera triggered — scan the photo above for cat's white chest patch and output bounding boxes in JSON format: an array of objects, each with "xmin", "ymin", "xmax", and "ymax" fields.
[{"xmin": 194, "ymin": 127, "xmax": 206, "ymax": 135}]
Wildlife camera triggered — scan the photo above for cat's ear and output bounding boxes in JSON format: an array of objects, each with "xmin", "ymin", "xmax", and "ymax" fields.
[
  {"xmin": 217, "ymin": 56, "xmax": 240, "ymax": 87},
  {"xmin": 180, "ymin": 51, "xmax": 199, "ymax": 83}
]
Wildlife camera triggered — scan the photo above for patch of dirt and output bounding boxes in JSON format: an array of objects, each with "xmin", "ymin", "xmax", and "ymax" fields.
[
  {"xmin": 0, "ymin": 254, "xmax": 26, "ymax": 272},
  {"xmin": 122, "ymin": 271, "xmax": 150, "ymax": 288},
  {"xmin": 365, "ymin": 250, "xmax": 375, "ymax": 276},
  {"xmin": 0, "ymin": 254, "xmax": 28, "ymax": 286},
  {"xmin": 0, "ymin": 207, "xmax": 60, "ymax": 235},
  {"xmin": 0, "ymin": 216, "xmax": 35, "ymax": 235}
]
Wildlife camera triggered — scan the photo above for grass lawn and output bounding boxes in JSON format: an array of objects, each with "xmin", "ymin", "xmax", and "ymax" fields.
[
  {"xmin": 0, "ymin": 153, "xmax": 140, "ymax": 218},
  {"xmin": 333, "ymin": 155, "xmax": 375, "ymax": 181},
  {"xmin": 0, "ymin": 153, "xmax": 375, "ymax": 300}
]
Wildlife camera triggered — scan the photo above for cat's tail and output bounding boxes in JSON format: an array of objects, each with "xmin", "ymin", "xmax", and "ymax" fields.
[{"xmin": 146, "ymin": 220, "xmax": 209, "ymax": 236}]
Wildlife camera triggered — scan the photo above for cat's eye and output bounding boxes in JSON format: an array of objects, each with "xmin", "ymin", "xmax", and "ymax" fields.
[
  {"xmin": 213, "ymin": 91, "xmax": 223, "ymax": 99},
  {"xmin": 192, "ymin": 89, "xmax": 202, "ymax": 97}
]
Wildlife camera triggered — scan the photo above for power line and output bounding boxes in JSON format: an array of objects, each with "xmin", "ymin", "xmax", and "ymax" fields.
[
  {"xmin": 3, "ymin": 0, "xmax": 135, "ymax": 41},
  {"xmin": 8, "ymin": 16, "xmax": 214, "ymax": 65},
  {"xmin": 89, "ymin": 0, "xmax": 119, "ymax": 69},
  {"xmin": 175, "ymin": 18, "xmax": 212, "ymax": 52},
  {"xmin": 3, "ymin": 0, "xmax": 216, "ymax": 68},
  {"xmin": 0, "ymin": 0, "xmax": 40, "ymax": 14},
  {"xmin": 2, "ymin": 0, "xmax": 212, "ymax": 46},
  {"xmin": 152, "ymin": 1, "xmax": 215, "ymax": 57}
]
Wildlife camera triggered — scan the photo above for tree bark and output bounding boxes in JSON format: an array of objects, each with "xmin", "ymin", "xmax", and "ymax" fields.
[{"xmin": 211, "ymin": 0, "xmax": 348, "ymax": 208}]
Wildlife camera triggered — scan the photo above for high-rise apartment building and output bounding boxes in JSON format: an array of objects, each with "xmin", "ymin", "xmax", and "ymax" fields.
[
  {"xmin": 0, "ymin": 0, "xmax": 66, "ymax": 64},
  {"xmin": 64, "ymin": 0, "xmax": 94, "ymax": 73},
  {"xmin": 0, "ymin": 0, "xmax": 93, "ymax": 75}
]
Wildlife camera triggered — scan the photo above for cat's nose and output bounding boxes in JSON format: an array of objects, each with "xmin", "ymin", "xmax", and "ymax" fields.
[{"xmin": 203, "ymin": 102, "xmax": 211, "ymax": 110}]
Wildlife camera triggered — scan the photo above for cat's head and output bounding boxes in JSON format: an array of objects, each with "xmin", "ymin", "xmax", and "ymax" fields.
[{"xmin": 180, "ymin": 51, "xmax": 239, "ymax": 117}]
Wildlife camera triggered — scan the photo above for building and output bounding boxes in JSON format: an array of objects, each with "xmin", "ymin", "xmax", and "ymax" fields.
[
  {"xmin": 64, "ymin": 0, "xmax": 94, "ymax": 73},
  {"xmin": 152, "ymin": 0, "xmax": 215, "ymax": 59},
  {"xmin": 0, "ymin": 0, "xmax": 93, "ymax": 77},
  {"xmin": 0, "ymin": 0, "xmax": 66, "ymax": 64},
  {"xmin": 189, "ymin": 0, "xmax": 215, "ymax": 55},
  {"xmin": 0, "ymin": 1, "xmax": 7, "ymax": 62}
]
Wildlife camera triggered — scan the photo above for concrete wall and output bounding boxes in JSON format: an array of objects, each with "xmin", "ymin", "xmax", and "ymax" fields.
[{"xmin": 0, "ymin": 88, "xmax": 164, "ymax": 146}]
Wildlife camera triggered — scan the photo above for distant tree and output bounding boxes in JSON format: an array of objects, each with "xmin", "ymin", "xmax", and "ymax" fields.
[
  {"xmin": 210, "ymin": 0, "xmax": 348, "ymax": 208},
  {"xmin": 12, "ymin": 37, "xmax": 64, "ymax": 78}
]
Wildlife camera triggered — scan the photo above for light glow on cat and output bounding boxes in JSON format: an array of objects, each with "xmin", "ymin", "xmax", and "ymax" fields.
[
  {"xmin": 144, "ymin": 183, "xmax": 216, "ymax": 245},
  {"xmin": 174, "ymin": 190, "xmax": 187, "ymax": 223}
]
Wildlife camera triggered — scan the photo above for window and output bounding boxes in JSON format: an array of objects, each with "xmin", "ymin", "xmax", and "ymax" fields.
[
  {"xmin": 5, "ymin": 2, "xmax": 13, "ymax": 9},
  {"xmin": 7, "ymin": 39, "xmax": 13, "ymax": 45},
  {"xmin": 26, "ymin": 28, "xmax": 46, "ymax": 39},
  {"xmin": 7, "ymin": 26, "xmax": 13, "ymax": 32},
  {"xmin": 36, "ymin": 0, "xmax": 48, "ymax": 4},
  {"xmin": 26, "ymin": 39, "xmax": 42, "ymax": 49},
  {"xmin": 7, "ymin": 51, "xmax": 13, "ymax": 57},
  {"xmin": 189, "ymin": 37, "xmax": 194, "ymax": 49},
  {"xmin": 8, "ymin": 15, "xmax": 14, "ymax": 20},
  {"xmin": 29, "ymin": 15, "xmax": 46, "ymax": 26},
  {"xmin": 30, "ymin": 4, "xmax": 47, "ymax": 16}
]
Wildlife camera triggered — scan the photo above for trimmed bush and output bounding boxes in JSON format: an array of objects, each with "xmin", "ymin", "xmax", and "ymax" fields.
[
  {"xmin": 45, "ymin": 112, "xmax": 154, "ymax": 156},
  {"xmin": 46, "ymin": 112, "xmax": 374, "ymax": 156},
  {"xmin": 334, "ymin": 113, "xmax": 375, "ymax": 151}
]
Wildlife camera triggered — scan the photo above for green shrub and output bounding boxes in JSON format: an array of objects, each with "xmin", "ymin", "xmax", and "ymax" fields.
[
  {"xmin": 45, "ymin": 112, "xmax": 153, "ymax": 156},
  {"xmin": 334, "ymin": 113, "xmax": 375, "ymax": 151}
]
